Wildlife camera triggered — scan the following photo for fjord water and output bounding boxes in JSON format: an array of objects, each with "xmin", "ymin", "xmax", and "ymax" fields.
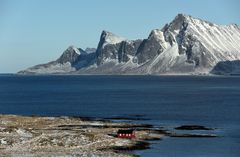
[{"xmin": 0, "ymin": 75, "xmax": 240, "ymax": 157}]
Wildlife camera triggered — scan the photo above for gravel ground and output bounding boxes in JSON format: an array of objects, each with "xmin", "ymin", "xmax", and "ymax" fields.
[{"xmin": 0, "ymin": 115, "xmax": 163, "ymax": 157}]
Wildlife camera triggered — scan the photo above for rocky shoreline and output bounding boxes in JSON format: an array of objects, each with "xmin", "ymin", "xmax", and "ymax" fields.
[
  {"xmin": 0, "ymin": 115, "xmax": 218, "ymax": 157},
  {"xmin": 0, "ymin": 115, "xmax": 164, "ymax": 157}
]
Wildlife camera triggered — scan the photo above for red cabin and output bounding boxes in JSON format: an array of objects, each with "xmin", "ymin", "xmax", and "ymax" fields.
[{"xmin": 117, "ymin": 129, "xmax": 135, "ymax": 139}]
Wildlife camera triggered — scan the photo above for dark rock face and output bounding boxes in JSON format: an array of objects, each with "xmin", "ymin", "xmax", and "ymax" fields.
[
  {"xmin": 178, "ymin": 34, "xmax": 210, "ymax": 68},
  {"xmin": 161, "ymin": 14, "xmax": 187, "ymax": 47},
  {"xmin": 97, "ymin": 43, "xmax": 121, "ymax": 65},
  {"xmin": 96, "ymin": 31, "xmax": 117, "ymax": 65},
  {"xmin": 56, "ymin": 46, "xmax": 82, "ymax": 64},
  {"xmin": 96, "ymin": 30, "xmax": 142, "ymax": 65},
  {"xmin": 56, "ymin": 46, "xmax": 97, "ymax": 70},
  {"xmin": 118, "ymin": 40, "xmax": 142, "ymax": 63},
  {"xmin": 73, "ymin": 52, "xmax": 96, "ymax": 70},
  {"xmin": 166, "ymin": 14, "xmax": 188, "ymax": 32},
  {"xmin": 136, "ymin": 32, "xmax": 164, "ymax": 64}
]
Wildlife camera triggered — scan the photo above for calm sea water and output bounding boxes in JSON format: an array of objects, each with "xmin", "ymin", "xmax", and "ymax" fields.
[{"xmin": 0, "ymin": 75, "xmax": 240, "ymax": 157}]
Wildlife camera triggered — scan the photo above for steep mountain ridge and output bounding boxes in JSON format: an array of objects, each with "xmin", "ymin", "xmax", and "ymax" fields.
[
  {"xmin": 95, "ymin": 31, "xmax": 142, "ymax": 65},
  {"xmin": 19, "ymin": 14, "xmax": 240, "ymax": 75},
  {"xmin": 135, "ymin": 14, "xmax": 240, "ymax": 74}
]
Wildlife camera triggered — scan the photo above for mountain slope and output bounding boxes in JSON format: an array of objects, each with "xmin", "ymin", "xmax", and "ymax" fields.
[
  {"xmin": 19, "ymin": 46, "xmax": 86, "ymax": 74},
  {"xmin": 19, "ymin": 14, "xmax": 240, "ymax": 75},
  {"xmin": 135, "ymin": 14, "xmax": 240, "ymax": 74}
]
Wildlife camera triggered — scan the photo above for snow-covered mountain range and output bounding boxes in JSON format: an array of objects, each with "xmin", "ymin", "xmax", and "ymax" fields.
[{"xmin": 19, "ymin": 14, "xmax": 240, "ymax": 75}]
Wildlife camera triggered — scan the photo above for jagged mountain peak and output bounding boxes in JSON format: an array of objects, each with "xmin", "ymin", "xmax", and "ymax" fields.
[
  {"xmin": 173, "ymin": 13, "xmax": 190, "ymax": 22},
  {"xmin": 101, "ymin": 30, "xmax": 114, "ymax": 36},
  {"xmin": 161, "ymin": 14, "xmax": 189, "ymax": 32},
  {"xmin": 68, "ymin": 45, "xmax": 88, "ymax": 55},
  {"xmin": 171, "ymin": 13, "xmax": 212, "ymax": 25},
  {"xmin": 163, "ymin": 13, "xmax": 218, "ymax": 33},
  {"xmin": 95, "ymin": 30, "xmax": 126, "ymax": 65},
  {"xmin": 65, "ymin": 45, "xmax": 83, "ymax": 55},
  {"xmin": 148, "ymin": 29, "xmax": 165, "ymax": 41},
  {"xmin": 100, "ymin": 30, "xmax": 125, "ymax": 47},
  {"xmin": 56, "ymin": 46, "xmax": 86, "ymax": 64},
  {"xmin": 63, "ymin": 46, "xmax": 80, "ymax": 55}
]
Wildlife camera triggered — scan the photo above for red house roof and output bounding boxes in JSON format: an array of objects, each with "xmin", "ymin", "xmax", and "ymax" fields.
[{"xmin": 117, "ymin": 129, "xmax": 135, "ymax": 139}]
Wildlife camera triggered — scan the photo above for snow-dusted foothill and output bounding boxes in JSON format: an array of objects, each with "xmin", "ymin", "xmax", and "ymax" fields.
[{"xmin": 211, "ymin": 60, "xmax": 240, "ymax": 75}]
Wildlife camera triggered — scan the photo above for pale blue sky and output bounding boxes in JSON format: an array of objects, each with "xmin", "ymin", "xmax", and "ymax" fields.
[{"xmin": 0, "ymin": 0, "xmax": 239, "ymax": 73}]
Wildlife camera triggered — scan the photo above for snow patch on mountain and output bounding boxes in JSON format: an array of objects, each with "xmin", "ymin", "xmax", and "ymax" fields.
[
  {"xmin": 101, "ymin": 31, "xmax": 125, "ymax": 48},
  {"xmin": 19, "ymin": 62, "xmax": 75, "ymax": 74},
  {"xmin": 68, "ymin": 46, "xmax": 81, "ymax": 55}
]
